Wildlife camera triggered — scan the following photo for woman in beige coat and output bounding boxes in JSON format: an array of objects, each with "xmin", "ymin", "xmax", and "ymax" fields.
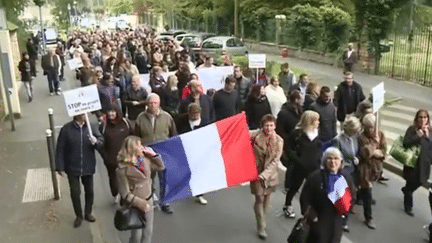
[
  {"xmin": 358, "ymin": 114, "xmax": 386, "ymax": 230},
  {"xmin": 250, "ymin": 114, "xmax": 284, "ymax": 239},
  {"xmin": 116, "ymin": 136, "xmax": 165, "ymax": 243}
]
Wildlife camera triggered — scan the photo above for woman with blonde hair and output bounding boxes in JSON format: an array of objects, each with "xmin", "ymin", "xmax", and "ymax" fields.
[
  {"xmin": 282, "ymin": 110, "xmax": 322, "ymax": 218},
  {"xmin": 250, "ymin": 114, "xmax": 283, "ymax": 239},
  {"xmin": 160, "ymin": 75, "xmax": 180, "ymax": 119},
  {"xmin": 116, "ymin": 136, "xmax": 165, "ymax": 243}
]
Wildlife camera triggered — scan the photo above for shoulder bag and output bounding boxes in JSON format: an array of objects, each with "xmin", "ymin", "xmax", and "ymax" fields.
[
  {"xmin": 287, "ymin": 206, "xmax": 311, "ymax": 243},
  {"xmin": 389, "ymin": 135, "xmax": 421, "ymax": 168},
  {"xmin": 114, "ymin": 195, "xmax": 146, "ymax": 231}
]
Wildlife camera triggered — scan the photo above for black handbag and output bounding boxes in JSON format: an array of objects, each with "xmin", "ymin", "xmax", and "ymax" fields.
[
  {"xmin": 114, "ymin": 205, "xmax": 146, "ymax": 231},
  {"xmin": 287, "ymin": 207, "xmax": 311, "ymax": 243}
]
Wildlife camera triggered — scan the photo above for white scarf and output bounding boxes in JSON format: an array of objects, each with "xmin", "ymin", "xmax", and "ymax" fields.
[{"xmin": 306, "ymin": 129, "xmax": 319, "ymax": 141}]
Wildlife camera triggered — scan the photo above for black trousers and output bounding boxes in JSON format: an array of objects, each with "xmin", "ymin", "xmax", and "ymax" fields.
[
  {"xmin": 67, "ymin": 175, "xmax": 94, "ymax": 218},
  {"xmin": 29, "ymin": 57, "xmax": 36, "ymax": 77},
  {"xmin": 359, "ymin": 188, "xmax": 373, "ymax": 220},
  {"xmin": 104, "ymin": 163, "xmax": 119, "ymax": 197},
  {"xmin": 285, "ymin": 167, "xmax": 310, "ymax": 206}
]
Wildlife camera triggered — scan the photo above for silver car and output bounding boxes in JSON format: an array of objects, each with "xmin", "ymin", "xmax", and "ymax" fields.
[{"xmin": 200, "ymin": 36, "xmax": 248, "ymax": 57}]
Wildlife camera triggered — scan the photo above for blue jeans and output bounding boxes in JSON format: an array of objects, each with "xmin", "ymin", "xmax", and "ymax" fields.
[{"xmin": 46, "ymin": 69, "xmax": 59, "ymax": 93}]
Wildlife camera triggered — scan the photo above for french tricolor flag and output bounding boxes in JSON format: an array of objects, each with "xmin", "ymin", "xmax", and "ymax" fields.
[
  {"xmin": 327, "ymin": 175, "xmax": 353, "ymax": 215},
  {"xmin": 150, "ymin": 113, "xmax": 259, "ymax": 204}
]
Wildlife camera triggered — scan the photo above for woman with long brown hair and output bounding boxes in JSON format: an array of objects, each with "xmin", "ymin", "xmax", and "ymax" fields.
[
  {"xmin": 116, "ymin": 136, "xmax": 165, "ymax": 243},
  {"xmin": 401, "ymin": 109, "xmax": 432, "ymax": 217}
]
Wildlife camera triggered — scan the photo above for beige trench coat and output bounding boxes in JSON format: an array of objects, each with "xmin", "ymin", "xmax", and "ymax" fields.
[
  {"xmin": 358, "ymin": 131, "xmax": 387, "ymax": 188},
  {"xmin": 250, "ymin": 130, "xmax": 284, "ymax": 196}
]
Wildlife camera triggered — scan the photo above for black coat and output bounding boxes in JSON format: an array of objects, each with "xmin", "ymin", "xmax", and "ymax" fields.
[
  {"xmin": 276, "ymin": 102, "xmax": 302, "ymax": 152},
  {"xmin": 310, "ymin": 98, "xmax": 337, "ymax": 141},
  {"xmin": 135, "ymin": 54, "xmax": 149, "ymax": 74},
  {"xmin": 179, "ymin": 94, "xmax": 215, "ymax": 125},
  {"xmin": 403, "ymin": 125, "xmax": 432, "ymax": 185},
  {"xmin": 160, "ymin": 87, "xmax": 180, "ymax": 119},
  {"xmin": 334, "ymin": 81, "xmax": 365, "ymax": 122},
  {"xmin": 176, "ymin": 113, "xmax": 207, "ymax": 135},
  {"xmin": 287, "ymin": 129, "xmax": 322, "ymax": 173},
  {"xmin": 18, "ymin": 59, "xmax": 32, "ymax": 82},
  {"xmin": 300, "ymin": 169, "xmax": 355, "ymax": 243},
  {"xmin": 245, "ymin": 96, "xmax": 271, "ymax": 130},
  {"xmin": 55, "ymin": 121, "xmax": 104, "ymax": 176}
]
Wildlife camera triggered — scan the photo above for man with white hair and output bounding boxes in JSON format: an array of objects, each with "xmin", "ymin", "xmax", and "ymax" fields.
[
  {"xmin": 41, "ymin": 47, "xmax": 62, "ymax": 95},
  {"xmin": 135, "ymin": 93, "xmax": 177, "ymax": 214}
]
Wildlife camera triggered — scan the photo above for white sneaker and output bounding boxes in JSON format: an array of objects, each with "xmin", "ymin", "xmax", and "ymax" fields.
[
  {"xmin": 114, "ymin": 195, "xmax": 120, "ymax": 204},
  {"xmin": 49, "ymin": 92, "xmax": 54, "ymax": 96},
  {"xmin": 197, "ymin": 196, "xmax": 208, "ymax": 205},
  {"xmin": 283, "ymin": 205, "xmax": 296, "ymax": 218}
]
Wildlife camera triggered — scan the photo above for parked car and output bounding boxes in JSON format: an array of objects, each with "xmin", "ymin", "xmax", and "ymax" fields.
[
  {"xmin": 160, "ymin": 30, "xmax": 187, "ymax": 38},
  {"xmin": 200, "ymin": 36, "xmax": 248, "ymax": 57}
]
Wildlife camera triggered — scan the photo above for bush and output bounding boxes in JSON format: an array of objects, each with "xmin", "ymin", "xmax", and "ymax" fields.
[
  {"xmin": 320, "ymin": 5, "xmax": 352, "ymax": 52},
  {"xmin": 289, "ymin": 4, "xmax": 323, "ymax": 49}
]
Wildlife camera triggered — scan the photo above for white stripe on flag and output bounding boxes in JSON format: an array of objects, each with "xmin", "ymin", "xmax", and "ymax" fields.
[
  {"xmin": 181, "ymin": 124, "xmax": 227, "ymax": 195},
  {"xmin": 328, "ymin": 176, "xmax": 349, "ymax": 204}
]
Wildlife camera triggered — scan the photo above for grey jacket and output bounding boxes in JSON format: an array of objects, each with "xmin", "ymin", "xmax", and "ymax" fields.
[{"xmin": 135, "ymin": 109, "xmax": 177, "ymax": 145}]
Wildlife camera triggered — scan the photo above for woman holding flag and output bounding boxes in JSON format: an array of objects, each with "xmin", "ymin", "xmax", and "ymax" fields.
[
  {"xmin": 250, "ymin": 114, "xmax": 284, "ymax": 239},
  {"xmin": 299, "ymin": 147, "xmax": 355, "ymax": 243}
]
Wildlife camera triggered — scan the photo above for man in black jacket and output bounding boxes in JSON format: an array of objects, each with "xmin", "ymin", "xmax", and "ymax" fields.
[
  {"xmin": 310, "ymin": 86, "xmax": 337, "ymax": 143},
  {"xmin": 334, "ymin": 72, "xmax": 365, "ymax": 122},
  {"xmin": 213, "ymin": 76, "xmax": 240, "ymax": 121},
  {"xmin": 276, "ymin": 90, "xmax": 303, "ymax": 192},
  {"xmin": 55, "ymin": 114, "xmax": 104, "ymax": 228}
]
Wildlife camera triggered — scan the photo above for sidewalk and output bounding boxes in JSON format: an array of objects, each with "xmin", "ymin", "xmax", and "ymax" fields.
[{"xmin": 0, "ymin": 62, "xmax": 95, "ymax": 242}]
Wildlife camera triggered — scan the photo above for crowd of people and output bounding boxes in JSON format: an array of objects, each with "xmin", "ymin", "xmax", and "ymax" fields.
[{"xmin": 44, "ymin": 25, "xmax": 432, "ymax": 243}]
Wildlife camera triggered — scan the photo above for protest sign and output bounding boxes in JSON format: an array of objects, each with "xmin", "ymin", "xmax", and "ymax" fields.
[
  {"xmin": 372, "ymin": 82, "xmax": 385, "ymax": 113},
  {"xmin": 67, "ymin": 58, "xmax": 84, "ymax": 70},
  {"xmin": 63, "ymin": 84, "xmax": 101, "ymax": 117},
  {"xmin": 248, "ymin": 54, "xmax": 266, "ymax": 68},
  {"xmin": 197, "ymin": 66, "xmax": 234, "ymax": 91}
]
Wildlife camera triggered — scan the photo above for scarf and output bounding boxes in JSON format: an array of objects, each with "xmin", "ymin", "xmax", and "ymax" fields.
[
  {"xmin": 134, "ymin": 156, "xmax": 146, "ymax": 175},
  {"xmin": 325, "ymin": 172, "xmax": 352, "ymax": 215}
]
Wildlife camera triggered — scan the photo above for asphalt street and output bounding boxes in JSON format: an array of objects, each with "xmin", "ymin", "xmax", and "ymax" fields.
[{"xmin": 0, "ymin": 54, "xmax": 431, "ymax": 243}]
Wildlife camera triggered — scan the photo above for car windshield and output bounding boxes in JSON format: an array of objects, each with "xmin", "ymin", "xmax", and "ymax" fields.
[{"xmin": 202, "ymin": 40, "xmax": 223, "ymax": 49}]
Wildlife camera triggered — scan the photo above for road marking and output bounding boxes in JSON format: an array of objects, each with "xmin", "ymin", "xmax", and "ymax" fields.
[
  {"xmin": 381, "ymin": 120, "xmax": 409, "ymax": 132},
  {"xmin": 22, "ymin": 168, "xmax": 61, "ymax": 203},
  {"xmin": 388, "ymin": 104, "xmax": 420, "ymax": 113},
  {"xmin": 380, "ymin": 110, "xmax": 414, "ymax": 122},
  {"xmin": 384, "ymin": 130, "xmax": 400, "ymax": 142}
]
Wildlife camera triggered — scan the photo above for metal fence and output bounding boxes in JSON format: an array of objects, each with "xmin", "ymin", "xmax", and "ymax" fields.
[{"xmin": 380, "ymin": 26, "xmax": 432, "ymax": 86}]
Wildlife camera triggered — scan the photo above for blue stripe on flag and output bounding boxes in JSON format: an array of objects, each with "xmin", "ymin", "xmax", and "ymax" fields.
[{"xmin": 150, "ymin": 136, "xmax": 192, "ymax": 203}]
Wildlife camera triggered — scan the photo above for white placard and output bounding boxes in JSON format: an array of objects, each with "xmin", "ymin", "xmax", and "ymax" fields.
[
  {"xmin": 67, "ymin": 58, "xmax": 83, "ymax": 70},
  {"xmin": 197, "ymin": 66, "xmax": 234, "ymax": 91},
  {"xmin": 372, "ymin": 82, "xmax": 385, "ymax": 113},
  {"xmin": 63, "ymin": 84, "xmax": 102, "ymax": 117},
  {"xmin": 248, "ymin": 54, "xmax": 266, "ymax": 68}
]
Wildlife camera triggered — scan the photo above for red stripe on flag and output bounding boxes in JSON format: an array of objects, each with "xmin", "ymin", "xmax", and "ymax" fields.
[
  {"xmin": 216, "ymin": 113, "xmax": 259, "ymax": 187},
  {"xmin": 334, "ymin": 187, "xmax": 353, "ymax": 215}
]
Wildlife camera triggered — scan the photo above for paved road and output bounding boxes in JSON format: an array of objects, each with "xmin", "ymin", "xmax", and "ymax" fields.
[{"xmin": 1, "ymin": 55, "xmax": 432, "ymax": 243}]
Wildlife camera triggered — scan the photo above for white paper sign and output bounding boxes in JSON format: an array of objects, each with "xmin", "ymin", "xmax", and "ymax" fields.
[
  {"xmin": 63, "ymin": 84, "xmax": 102, "ymax": 116},
  {"xmin": 197, "ymin": 66, "xmax": 234, "ymax": 91},
  {"xmin": 67, "ymin": 58, "xmax": 84, "ymax": 70},
  {"xmin": 248, "ymin": 54, "xmax": 266, "ymax": 68},
  {"xmin": 372, "ymin": 82, "xmax": 385, "ymax": 113}
]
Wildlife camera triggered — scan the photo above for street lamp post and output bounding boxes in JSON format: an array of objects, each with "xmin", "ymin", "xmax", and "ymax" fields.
[{"xmin": 33, "ymin": 0, "xmax": 46, "ymax": 54}]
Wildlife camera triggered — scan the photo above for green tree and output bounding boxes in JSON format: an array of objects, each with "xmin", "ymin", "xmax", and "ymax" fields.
[
  {"xmin": 320, "ymin": 5, "xmax": 352, "ymax": 52},
  {"xmin": 290, "ymin": 4, "xmax": 322, "ymax": 49}
]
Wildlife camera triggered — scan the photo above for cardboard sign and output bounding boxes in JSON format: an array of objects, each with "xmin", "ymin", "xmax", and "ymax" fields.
[
  {"xmin": 372, "ymin": 82, "xmax": 385, "ymax": 113},
  {"xmin": 62, "ymin": 84, "xmax": 102, "ymax": 117},
  {"xmin": 248, "ymin": 54, "xmax": 266, "ymax": 68},
  {"xmin": 67, "ymin": 58, "xmax": 83, "ymax": 70}
]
